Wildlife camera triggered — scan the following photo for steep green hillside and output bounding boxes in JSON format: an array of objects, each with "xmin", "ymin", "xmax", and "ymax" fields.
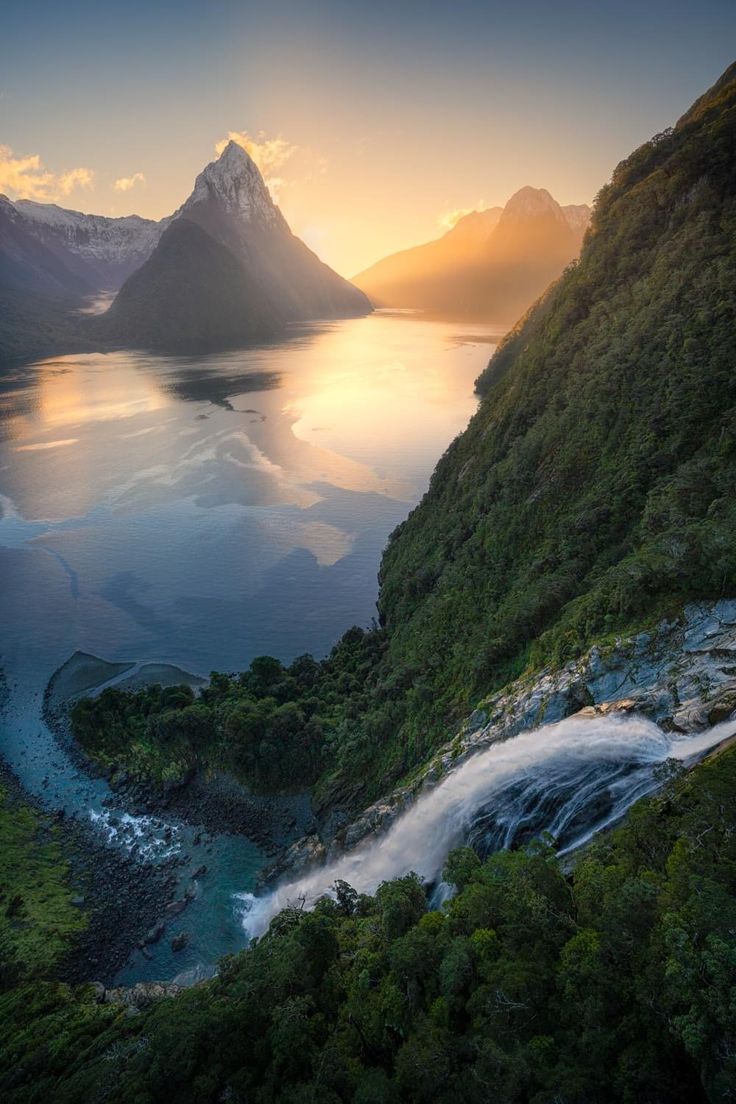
[
  {"xmin": 2, "ymin": 744, "xmax": 735, "ymax": 1103},
  {"xmin": 69, "ymin": 64, "xmax": 736, "ymax": 809},
  {"xmin": 366, "ymin": 61, "xmax": 736, "ymax": 781}
]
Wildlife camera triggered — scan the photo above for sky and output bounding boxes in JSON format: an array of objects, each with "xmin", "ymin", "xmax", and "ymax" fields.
[{"xmin": 1, "ymin": 0, "xmax": 735, "ymax": 275}]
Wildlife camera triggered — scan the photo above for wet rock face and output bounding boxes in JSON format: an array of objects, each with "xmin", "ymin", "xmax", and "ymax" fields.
[
  {"xmin": 100, "ymin": 981, "xmax": 182, "ymax": 1010},
  {"xmin": 266, "ymin": 834, "xmax": 326, "ymax": 883},
  {"xmin": 270, "ymin": 600, "xmax": 736, "ymax": 879}
]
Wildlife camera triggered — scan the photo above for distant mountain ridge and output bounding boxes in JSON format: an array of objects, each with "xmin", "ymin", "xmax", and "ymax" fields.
[
  {"xmin": 353, "ymin": 187, "xmax": 590, "ymax": 324},
  {"xmin": 12, "ymin": 200, "xmax": 165, "ymax": 289}
]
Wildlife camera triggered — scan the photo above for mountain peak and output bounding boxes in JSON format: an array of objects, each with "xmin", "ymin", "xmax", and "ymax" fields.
[
  {"xmin": 503, "ymin": 186, "xmax": 561, "ymax": 218},
  {"xmin": 183, "ymin": 140, "xmax": 279, "ymax": 226},
  {"xmin": 446, "ymin": 207, "xmax": 503, "ymax": 241},
  {"xmin": 217, "ymin": 139, "xmax": 256, "ymax": 170}
]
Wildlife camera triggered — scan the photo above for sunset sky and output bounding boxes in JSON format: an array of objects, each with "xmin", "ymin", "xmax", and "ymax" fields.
[{"xmin": 2, "ymin": 0, "xmax": 735, "ymax": 275}]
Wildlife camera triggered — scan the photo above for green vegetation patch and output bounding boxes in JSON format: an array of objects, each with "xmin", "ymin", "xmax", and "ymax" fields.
[{"xmin": 0, "ymin": 784, "xmax": 86, "ymax": 986}]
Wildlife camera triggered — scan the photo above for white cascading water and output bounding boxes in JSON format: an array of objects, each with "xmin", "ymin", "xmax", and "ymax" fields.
[{"xmin": 238, "ymin": 713, "xmax": 735, "ymax": 938}]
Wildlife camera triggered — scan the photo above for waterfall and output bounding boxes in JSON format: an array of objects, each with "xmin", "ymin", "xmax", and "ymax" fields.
[{"xmin": 238, "ymin": 713, "xmax": 735, "ymax": 938}]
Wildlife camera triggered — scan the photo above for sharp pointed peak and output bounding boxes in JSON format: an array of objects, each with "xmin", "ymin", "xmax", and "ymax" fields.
[
  {"xmin": 216, "ymin": 139, "xmax": 255, "ymax": 166},
  {"xmin": 179, "ymin": 138, "xmax": 279, "ymax": 226}
]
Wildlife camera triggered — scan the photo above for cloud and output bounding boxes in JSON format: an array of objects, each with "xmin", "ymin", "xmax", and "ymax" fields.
[
  {"xmin": 0, "ymin": 145, "xmax": 94, "ymax": 202},
  {"xmin": 59, "ymin": 167, "xmax": 95, "ymax": 194},
  {"xmin": 114, "ymin": 171, "xmax": 146, "ymax": 192},
  {"xmin": 439, "ymin": 207, "xmax": 474, "ymax": 231},
  {"xmin": 215, "ymin": 130, "xmax": 297, "ymax": 175},
  {"xmin": 215, "ymin": 130, "xmax": 325, "ymax": 203}
]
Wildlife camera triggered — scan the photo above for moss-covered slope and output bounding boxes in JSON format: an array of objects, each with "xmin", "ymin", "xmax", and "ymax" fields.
[{"xmin": 366, "ymin": 61, "xmax": 736, "ymax": 779}]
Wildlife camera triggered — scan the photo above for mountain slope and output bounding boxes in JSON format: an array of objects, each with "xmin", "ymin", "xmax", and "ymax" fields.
[
  {"xmin": 359, "ymin": 60, "xmax": 736, "ymax": 781},
  {"xmin": 0, "ymin": 195, "xmax": 93, "ymax": 362},
  {"xmin": 350, "ymin": 205, "xmax": 503, "ymax": 308},
  {"xmin": 3, "ymin": 742, "xmax": 735, "ymax": 1101},
  {"xmin": 100, "ymin": 217, "xmax": 282, "ymax": 352},
  {"xmin": 101, "ymin": 142, "xmax": 370, "ymax": 351},
  {"xmin": 353, "ymin": 188, "xmax": 589, "ymax": 322},
  {"xmin": 12, "ymin": 200, "xmax": 163, "ymax": 290}
]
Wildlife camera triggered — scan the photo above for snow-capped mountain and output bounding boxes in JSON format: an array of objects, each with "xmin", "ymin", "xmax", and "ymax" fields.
[
  {"xmin": 101, "ymin": 141, "xmax": 371, "ymax": 352},
  {"xmin": 12, "ymin": 200, "xmax": 165, "ymax": 289},
  {"xmin": 176, "ymin": 140, "xmax": 281, "ymax": 228},
  {"xmin": 353, "ymin": 187, "xmax": 591, "ymax": 324}
]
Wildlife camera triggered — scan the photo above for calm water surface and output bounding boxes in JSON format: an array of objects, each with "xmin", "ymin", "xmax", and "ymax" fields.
[{"xmin": 0, "ymin": 312, "xmax": 496, "ymax": 980}]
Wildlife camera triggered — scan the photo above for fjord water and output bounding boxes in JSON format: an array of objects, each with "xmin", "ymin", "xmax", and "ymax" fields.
[{"xmin": 0, "ymin": 312, "xmax": 493, "ymax": 981}]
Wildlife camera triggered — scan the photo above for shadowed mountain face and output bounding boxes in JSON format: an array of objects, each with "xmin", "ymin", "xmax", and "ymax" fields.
[
  {"xmin": 0, "ymin": 195, "xmax": 97, "ymax": 362},
  {"xmin": 176, "ymin": 142, "xmax": 370, "ymax": 322},
  {"xmin": 0, "ymin": 142, "xmax": 371, "ymax": 361},
  {"xmin": 99, "ymin": 142, "xmax": 371, "ymax": 352},
  {"xmin": 11, "ymin": 200, "xmax": 164, "ymax": 290},
  {"xmin": 353, "ymin": 187, "xmax": 590, "ymax": 325},
  {"xmin": 99, "ymin": 218, "xmax": 283, "ymax": 352}
]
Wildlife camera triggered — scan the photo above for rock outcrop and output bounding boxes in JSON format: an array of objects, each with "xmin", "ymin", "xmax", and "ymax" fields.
[{"xmin": 266, "ymin": 600, "xmax": 736, "ymax": 882}]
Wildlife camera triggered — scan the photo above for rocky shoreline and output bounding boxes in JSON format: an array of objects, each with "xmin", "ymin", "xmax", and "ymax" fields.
[
  {"xmin": 31, "ymin": 675, "xmax": 316, "ymax": 987},
  {"xmin": 104, "ymin": 769, "xmax": 317, "ymax": 858}
]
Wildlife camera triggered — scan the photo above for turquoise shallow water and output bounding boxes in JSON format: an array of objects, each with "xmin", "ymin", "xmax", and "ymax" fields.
[{"xmin": 0, "ymin": 313, "xmax": 496, "ymax": 981}]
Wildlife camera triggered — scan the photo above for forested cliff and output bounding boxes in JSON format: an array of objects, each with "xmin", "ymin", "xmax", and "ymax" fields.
[{"xmin": 71, "ymin": 63, "xmax": 736, "ymax": 811}]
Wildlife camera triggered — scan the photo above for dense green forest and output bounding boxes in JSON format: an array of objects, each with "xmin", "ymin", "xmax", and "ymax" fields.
[
  {"xmin": 71, "ymin": 629, "xmax": 385, "ymax": 796},
  {"xmin": 2, "ymin": 744, "xmax": 734, "ymax": 1103},
  {"xmin": 72, "ymin": 63, "xmax": 736, "ymax": 810}
]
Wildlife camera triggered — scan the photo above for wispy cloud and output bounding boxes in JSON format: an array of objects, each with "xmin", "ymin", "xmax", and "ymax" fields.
[
  {"xmin": 215, "ymin": 130, "xmax": 326, "ymax": 203},
  {"xmin": 15, "ymin": 438, "xmax": 79, "ymax": 452},
  {"xmin": 438, "ymin": 201, "xmax": 488, "ymax": 231},
  {"xmin": 0, "ymin": 145, "xmax": 94, "ymax": 202},
  {"xmin": 439, "ymin": 206, "xmax": 474, "ymax": 231},
  {"xmin": 59, "ymin": 167, "xmax": 94, "ymax": 194},
  {"xmin": 114, "ymin": 171, "xmax": 146, "ymax": 193},
  {"xmin": 216, "ymin": 130, "xmax": 297, "ymax": 175}
]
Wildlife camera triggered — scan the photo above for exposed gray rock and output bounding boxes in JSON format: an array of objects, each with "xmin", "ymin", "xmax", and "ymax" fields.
[
  {"xmin": 275, "ymin": 600, "xmax": 736, "ymax": 878},
  {"xmin": 89, "ymin": 981, "xmax": 106, "ymax": 1004},
  {"xmin": 103, "ymin": 981, "xmax": 182, "ymax": 1009},
  {"xmin": 141, "ymin": 921, "xmax": 166, "ymax": 946},
  {"xmin": 267, "ymin": 834, "xmax": 326, "ymax": 883}
]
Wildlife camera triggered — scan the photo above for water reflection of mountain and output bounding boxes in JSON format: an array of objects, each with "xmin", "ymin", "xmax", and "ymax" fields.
[{"xmin": 157, "ymin": 364, "xmax": 281, "ymax": 409}]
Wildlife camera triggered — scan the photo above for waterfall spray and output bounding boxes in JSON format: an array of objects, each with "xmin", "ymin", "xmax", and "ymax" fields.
[{"xmin": 238, "ymin": 713, "xmax": 735, "ymax": 938}]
